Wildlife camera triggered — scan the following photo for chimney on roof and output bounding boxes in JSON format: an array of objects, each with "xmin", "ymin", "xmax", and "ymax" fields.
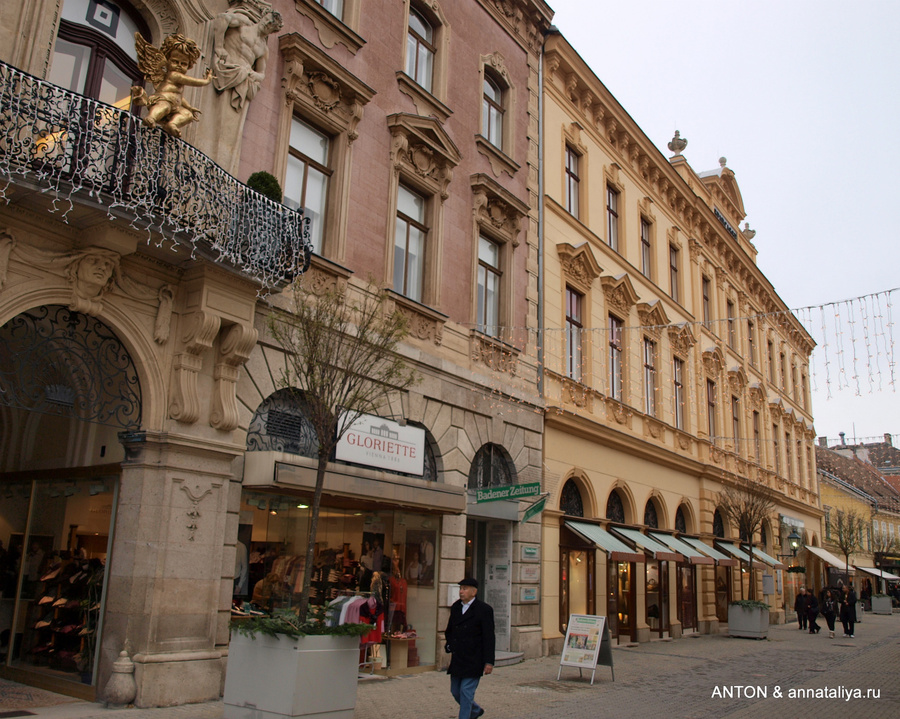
[
  {"xmin": 839, "ymin": 432, "xmax": 846, "ymax": 445},
  {"xmin": 818, "ymin": 436, "xmax": 828, "ymax": 448},
  {"xmin": 885, "ymin": 433, "xmax": 893, "ymax": 446}
]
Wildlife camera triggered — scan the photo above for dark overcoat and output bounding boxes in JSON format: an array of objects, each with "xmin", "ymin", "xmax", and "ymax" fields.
[{"xmin": 445, "ymin": 597, "xmax": 496, "ymax": 678}]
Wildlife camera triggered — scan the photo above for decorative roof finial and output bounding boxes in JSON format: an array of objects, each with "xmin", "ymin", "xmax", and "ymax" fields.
[
  {"xmin": 667, "ymin": 130, "xmax": 687, "ymax": 156},
  {"xmin": 741, "ymin": 223, "xmax": 756, "ymax": 241},
  {"xmin": 719, "ymin": 157, "xmax": 727, "ymax": 168}
]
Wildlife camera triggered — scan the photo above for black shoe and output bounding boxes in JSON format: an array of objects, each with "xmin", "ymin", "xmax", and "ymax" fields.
[{"xmin": 471, "ymin": 709, "xmax": 485, "ymax": 719}]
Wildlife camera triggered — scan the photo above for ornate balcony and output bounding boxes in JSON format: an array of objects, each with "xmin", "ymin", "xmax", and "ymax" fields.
[{"xmin": 0, "ymin": 61, "xmax": 311, "ymax": 288}]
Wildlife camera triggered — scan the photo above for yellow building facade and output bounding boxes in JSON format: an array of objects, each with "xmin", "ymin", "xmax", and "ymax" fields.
[{"xmin": 539, "ymin": 31, "xmax": 821, "ymax": 650}]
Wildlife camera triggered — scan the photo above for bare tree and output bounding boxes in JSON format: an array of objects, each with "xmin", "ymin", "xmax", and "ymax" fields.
[
  {"xmin": 717, "ymin": 476, "xmax": 777, "ymax": 600},
  {"xmin": 827, "ymin": 508, "xmax": 867, "ymax": 585},
  {"xmin": 870, "ymin": 523, "xmax": 900, "ymax": 556},
  {"xmin": 268, "ymin": 278, "xmax": 419, "ymax": 621}
]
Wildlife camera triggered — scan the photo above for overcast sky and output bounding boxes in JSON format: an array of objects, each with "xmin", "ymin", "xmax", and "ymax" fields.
[{"xmin": 547, "ymin": 0, "xmax": 900, "ymax": 444}]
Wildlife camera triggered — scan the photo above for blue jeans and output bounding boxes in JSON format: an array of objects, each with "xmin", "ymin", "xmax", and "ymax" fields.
[{"xmin": 450, "ymin": 675, "xmax": 482, "ymax": 719}]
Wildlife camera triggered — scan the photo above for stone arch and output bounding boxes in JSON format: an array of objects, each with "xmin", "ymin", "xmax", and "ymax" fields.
[
  {"xmin": 712, "ymin": 507, "xmax": 727, "ymax": 538},
  {"xmin": 468, "ymin": 443, "xmax": 516, "ymax": 490},
  {"xmin": 605, "ymin": 482, "xmax": 635, "ymax": 525},
  {"xmin": 558, "ymin": 471, "xmax": 594, "ymax": 518},
  {"xmin": 642, "ymin": 491, "xmax": 669, "ymax": 529},
  {"xmin": 674, "ymin": 500, "xmax": 696, "ymax": 534}
]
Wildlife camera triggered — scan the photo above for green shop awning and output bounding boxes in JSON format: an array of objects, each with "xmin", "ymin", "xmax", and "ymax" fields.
[
  {"xmin": 649, "ymin": 532, "xmax": 714, "ymax": 564},
  {"xmin": 565, "ymin": 521, "xmax": 645, "ymax": 562},
  {"xmin": 679, "ymin": 537, "xmax": 737, "ymax": 566},
  {"xmin": 612, "ymin": 527, "xmax": 683, "ymax": 562},
  {"xmin": 741, "ymin": 545, "xmax": 786, "ymax": 570}
]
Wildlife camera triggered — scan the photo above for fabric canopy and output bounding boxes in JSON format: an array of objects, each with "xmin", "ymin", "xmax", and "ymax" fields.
[
  {"xmin": 740, "ymin": 545, "xmax": 786, "ymax": 570},
  {"xmin": 805, "ymin": 545, "xmax": 853, "ymax": 572},
  {"xmin": 612, "ymin": 527, "xmax": 683, "ymax": 561},
  {"xmin": 649, "ymin": 532, "xmax": 714, "ymax": 564},
  {"xmin": 680, "ymin": 537, "xmax": 736, "ymax": 566},
  {"xmin": 565, "ymin": 521, "xmax": 644, "ymax": 562},
  {"xmin": 855, "ymin": 566, "xmax": 900, "ymax": 581},
  {"xmin": 715, "ymin": 541, "xmax": 754, "ymax": 564}
]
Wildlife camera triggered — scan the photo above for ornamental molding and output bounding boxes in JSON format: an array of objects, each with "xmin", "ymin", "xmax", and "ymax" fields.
[
  {"xmin": 600, "ymin": 273, "xmax": 639, "ymax": 316},
  {"xmin": 701, "ymin": 345, "xmax": 725, "ymax": 376},
  {"xmin": 604, "ymin": 397, "xmax": 632, "ymax": 427},
  {"xmin": 637, "ymin": 301, "xmax": 670, "ymax": 339},
  {"xmin": 388, "ymin": 113, "xmax": 460, "ymax": 202},
  {"xmin": 562, "ymin": 377, "xmax": 593, "ymax": 410},
  {"xmin": 727, "ymin": 365, "xmax": 748, "ymax": 393},
  {"xmin": 668, "ymin": 323, "xmax": 697, "ymax": 357},
  {"xmin": 471, "ymin": 174, "xmax": 528, "ymax": 247},
  {"xmin": 556, "ymin": 242, "xmax": 601, "ymax": 291},
  {"xmin": 470, "ymin": 332, "xmax": 519, "ymax": 375}
]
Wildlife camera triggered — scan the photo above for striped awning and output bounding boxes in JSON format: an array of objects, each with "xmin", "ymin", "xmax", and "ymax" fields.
[
  {"xmin": 612, "ymin": 527, "xmax": 683, "ymax": 562},
  {"xmin": 680, "ymin": 537, "xmax": 737, "ymax": 566},
  {"xmin": 715, "ymin": 541, "xmax": 754, "ymax": 564},
  {"xmin": 565, "ymin": 521, "xmax": 644, "ymax": 562},
  {"xmin": 741, "ymin": 545, "xmax": 786, "ymax": 570},
  {"xmin": 805, "ymin": 545, "xmax": 853, "ymax": 572},
  {"xmin": 649, "ymin": 532, "xmax": 714, "ymax": 564}
]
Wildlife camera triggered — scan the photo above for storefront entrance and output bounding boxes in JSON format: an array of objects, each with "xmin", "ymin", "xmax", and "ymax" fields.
[
  {"xmin": 465, "ymin": 519, "xmax": 512, "ymax": 652},
  {"xmin": 645, "ymin": 560, "xmax": 669, "ymax": 637},
  {"xmin": 715, "ymin": 566, "xmax": 731, "ymax": 623},
  {"xmin": 607, "ymin": 561, "xmax": 635, "ymax": 643},
  {"xmin": 677, "ymin": 564, "xmax": 697, "ymax": 631}
]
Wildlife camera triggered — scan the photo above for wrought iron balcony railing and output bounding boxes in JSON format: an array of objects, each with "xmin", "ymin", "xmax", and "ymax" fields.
[{"xmin": 0, "ymin": 61, "xmax": 311, "ymax": 287}]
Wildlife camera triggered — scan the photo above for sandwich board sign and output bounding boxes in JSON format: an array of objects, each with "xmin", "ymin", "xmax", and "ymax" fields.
[{"xmin": 557, "ymin": 614, "xmax": 614, "ymax": 685}]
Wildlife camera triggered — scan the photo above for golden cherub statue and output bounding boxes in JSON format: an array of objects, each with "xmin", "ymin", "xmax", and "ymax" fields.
[{"xmin": 131, "ymin": 33, "xmax": 213, "ymax": 137}]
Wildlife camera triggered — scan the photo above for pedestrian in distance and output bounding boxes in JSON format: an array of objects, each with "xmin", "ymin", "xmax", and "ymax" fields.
[
  {"xmin": 822, "ymin": 588, "xmax": 838, "ymax": 638},
  {"xmin": 806, "ymin": 591, "xmax": 820, "ymax": 633},
  {"xmin": 840, "ymin": 583, "xmax": 857, "ymax": 637},
  {"xmin": 794, "ymin": 586, "xmax": 809, "ymax": 630},
  {"xmin": 445, "ymin": 578, "xmax": 495, "ymax": 719}
]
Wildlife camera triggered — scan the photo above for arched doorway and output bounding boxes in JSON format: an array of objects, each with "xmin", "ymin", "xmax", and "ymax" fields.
[{"xmin": 0, "ymin": 304, "xmax": 140, "ymax": 689}]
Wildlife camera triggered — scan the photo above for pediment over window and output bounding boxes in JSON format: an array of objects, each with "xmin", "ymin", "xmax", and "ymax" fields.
[
  {"xmin": 600, "ymin": 273, "xmax": 639, "ymax": 316},
  {"xmin": 748, "ymin": 382, "xmax": 766, "ymax": 408},
  {"xmin": 727, "ymin": 365, "xmax": 748, "ymax": 392},
  {"xmin": 701, "ymin": 345, "xmax": 725, "ymax": 375},
  {"xmin": 668, "ymin": 323, "xmax": 696, "ymax": 357},
  {"xmin": 471, "ymin": 173, "xmax": 528, "ymax": 247},
  {"xmin": 388, "ymin": 113, "xmax": 461, "ymax": 200},
  {"xmin": 557, "ymin": 242, "xmax": 601, "ymax": 291},
  {"xmin": 280, "ymin": 33, "xmax": 375, "ymax": 139},
  {"xmin": 637, "ymin": 300, "xmax": 670, "ymax": 338}
]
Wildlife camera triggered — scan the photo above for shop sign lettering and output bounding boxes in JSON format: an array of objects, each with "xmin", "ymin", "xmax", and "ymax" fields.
[
  {"xmin": 336, "ymin": 412, "xmax": 425, "ymax": 475},
  {"xmin": 475, "ymin": 481, "xmax": 541, "ymax": 503}
]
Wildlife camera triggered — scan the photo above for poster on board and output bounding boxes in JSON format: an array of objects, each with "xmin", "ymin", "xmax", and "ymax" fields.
[{"xmin": 558, "ymin": 614, "xmax": 614, "ymax": 684}]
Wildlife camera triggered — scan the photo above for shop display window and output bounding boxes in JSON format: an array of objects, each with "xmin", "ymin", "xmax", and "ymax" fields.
[
  {"xmin": 236, "ymin": 491, "xmax": 439, "ymax": 670},
  {"xmin": 0, "ymin": 476, "xmax": 116, "ymax": 685}
]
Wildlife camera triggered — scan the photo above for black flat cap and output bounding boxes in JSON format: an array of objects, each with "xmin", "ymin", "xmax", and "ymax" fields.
[{"xmin": 458, "ymin": 577, "xmax": 478, "ymax": 588}]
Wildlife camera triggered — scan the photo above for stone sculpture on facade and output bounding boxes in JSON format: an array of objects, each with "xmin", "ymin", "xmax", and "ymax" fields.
[
  {"xmin": 131, "ymin": 33, "xmax": 213, "ymax": 137},
  {"xmin": 199, "ymin": 1, "xmax": 283, "ymax": 174}
]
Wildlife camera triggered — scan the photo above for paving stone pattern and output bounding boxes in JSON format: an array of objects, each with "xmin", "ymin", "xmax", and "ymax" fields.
[{"xmin": 8, "ymin": 614, "xmax": 899, "ymax": 719}]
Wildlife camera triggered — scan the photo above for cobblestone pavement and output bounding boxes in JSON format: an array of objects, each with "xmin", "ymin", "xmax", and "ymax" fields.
[{"xmin": 8, "ymin": 613, "xmax": 899, "ymax": 719}]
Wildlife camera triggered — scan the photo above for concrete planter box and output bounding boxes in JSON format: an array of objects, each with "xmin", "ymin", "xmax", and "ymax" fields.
[
  {"xmin": 871, "ymin": 596, "xmax": 893, "ymax": 615},
  {"xmin": 728, "ymin": 604, "xmax": 769, "ymax": 639},
  {"xmin": 224, "ymin": 633, "xmax": 360, "ymax": 719}
]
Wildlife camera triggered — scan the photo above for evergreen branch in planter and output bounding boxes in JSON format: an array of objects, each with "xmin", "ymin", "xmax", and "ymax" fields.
[
  {"xmin": 231, "ymin": 607, "xmax": 373, "ymax": 640},
  {"xmin": 729, "ymin": 599, "xmax": 771, "ymax": 610}
]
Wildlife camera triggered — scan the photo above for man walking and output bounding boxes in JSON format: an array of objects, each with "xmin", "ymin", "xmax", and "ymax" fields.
[
  {"xmin": 794, "ymin": 587, "xmax": 809, "ymax": 630},
  {"xmin": 445, "ymin": 578, "xmax": 495, "ymax": 719}
]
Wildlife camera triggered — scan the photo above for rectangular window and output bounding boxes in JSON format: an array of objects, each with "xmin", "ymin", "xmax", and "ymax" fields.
[
  {"xmin": 673, "ymin": 357, "xmax": 685, "ymax": 430},
  {"xmin": 609, "ymin": 315, "xmax": 623, "ymax": 401},
  {"xmin": 726, "ymin": 300, "xmax": 736, "ymax": 348},
  {"xmin": 785, "ymin": 430, "xmax": 793, "ymax": 481},
  {"xmin": 565, "ymin": 287, "xmax": 583, "ymax": 381},
  {"xmin": 482, "ymin": 73, "xmax": 504, "ymax": 149},
  {"xmin": 780, "ymin": 352, "xmax": 787, "ymax": 390},
  {"xmin": 801, "ymin": 373, "xmax": 808, "ymax": 409},
  {"xmin": 772, "ymin": 423, "xmax": 780, "ymax": 475},
  {"xmin": 796, "ymin": 438, "xmax": 803, "ymax": 484},
  {"xmin": 702, "ymin": 276, "xmax": 711, "ymax": 327},
  {"xmin": 747, "ymin": 319, "xmax": 756, "ymax": 367},
  {"xmin": 643, "ymin": 338, "xmax": 657, "ymax": 416},
  {"xmin": 792, "ymin": 364, "xmax": 799, "ymax": 401},
  {"xmin": 752, "ymin": 410, "xmax": 761, "ymax": 462},
  {"xmin": 284, "ymin": 117, "xmax": 332, "ymax": 254},
  {"xmin": 640, "ymin": 218, "xmax": 652, "ymax": 278},
  {"xmin": 606, "ymin": 186, "xmax": 619, "ymax": 252},
  {"xmin": 315, "ymin": 0, "xmax": 343, "ymax": 17},
  {"xmin": 706, "ymin": 380, "xmax": 717, "ymax": 440},
  {"xmin": 565, "ymin": 146, "xmax": 580, "ymax": 217},
  {"xmin": 768, "ymin": 340, "xmax": 775, "ymax": 383},
  {"xmin": 669, "ymin": 245, "xmax": 680, "ymax": 302},
  {"xmin": 407, "ymin": 7, "xmax": 435, "ymax": 92},
  {"xmin": 394, "ymin": 184, "xmax": 427, "ymax": 301},
  {"xmin": 731, "ymin": 396, "xmax": 740, "ymax": 449},
  {"xmin": 477, "ymin": 236, "xmax": 501, "ymax": 337}
]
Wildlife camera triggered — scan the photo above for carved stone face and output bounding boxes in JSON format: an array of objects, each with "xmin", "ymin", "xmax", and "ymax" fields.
[
  {"xmin": 76, "ymin": 254, "xmax": 116, "ymax": 288},
  {"xmin": 168, "ymin": 49, "xmax": 191, "ymax": 74}
]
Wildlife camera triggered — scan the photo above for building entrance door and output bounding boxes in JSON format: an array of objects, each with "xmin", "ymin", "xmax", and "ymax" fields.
[{"xmin": 465, "ymin": 519, "xmax": 511, "ymax": 651}]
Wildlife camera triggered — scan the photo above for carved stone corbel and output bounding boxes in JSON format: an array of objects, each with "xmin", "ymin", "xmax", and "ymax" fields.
[
  {"xmin": 169, "ymin": 310, "xmax": 221, "ymax": 424},
  {"xmin": 210, "ymin": 322, "xmax": 259, "ymax": 430}
]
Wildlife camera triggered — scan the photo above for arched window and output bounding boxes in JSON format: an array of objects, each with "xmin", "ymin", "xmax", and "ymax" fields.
[
  {"xmin": 606, "ymin": 490, "xmax": 625, "ymax": 524},
  {"xmin": 675, "ymin": 505, "xmax": 687, "ymax": 534},
  {"xmin": 713, "ymin": 509, "xmax": 725, "ymax": 538},
  {"xmin": 246, "ymin": 388, "xmax": 319, "ymax": 458},
  {"xmin": 467, "ymin": 443, "xmax": 514, "ymax": 489},
  {"xmin": 643, "ymin": 500, "xmax": 658, "ymax": 529},
  {"xmin": 49, "ymin": 0, "xmax": 147, "ymax": 107},
  {"xmin": 760, "ymin": 524, "xmax": 768, "ymax": 550},
  {"xmin": 560, "ymin": 480, "xmax": 584, "ymax": 517}
]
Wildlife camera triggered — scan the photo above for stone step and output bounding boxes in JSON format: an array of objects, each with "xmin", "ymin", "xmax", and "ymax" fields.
[{"xmin": 494, "ymin": 650, "xmax": 524, "ymax": 667}]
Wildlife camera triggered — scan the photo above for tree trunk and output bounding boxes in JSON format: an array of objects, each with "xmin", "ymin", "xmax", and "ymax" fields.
[{"xmin": 297, "ymin": 451, "xmax": 330, "ymax": 623}]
